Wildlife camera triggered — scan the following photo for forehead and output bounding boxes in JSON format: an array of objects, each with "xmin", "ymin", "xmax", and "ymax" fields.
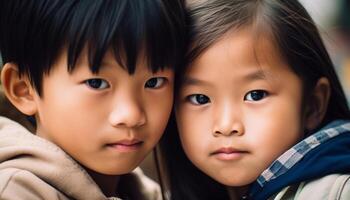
[{"xmin": 187, "ymin": 28, "xmax": 290, "ymax": 81}]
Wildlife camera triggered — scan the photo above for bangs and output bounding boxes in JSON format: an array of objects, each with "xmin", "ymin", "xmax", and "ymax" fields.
[
  {"xmin": 0, "ymin": 0, "xmax": 186, "ymax": 95},
  {"xmin": 65, "ymin": 0, "xmax": 184, "ymax": 74}
]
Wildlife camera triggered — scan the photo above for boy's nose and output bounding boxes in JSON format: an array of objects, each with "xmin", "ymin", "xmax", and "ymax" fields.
[
  {"xmin": 212, "ymin": 104, "xmax": 244, "ymax": 137},
  {"xmin": 108, "ymin": 95, "xmax": 146, "ymax": 128}
]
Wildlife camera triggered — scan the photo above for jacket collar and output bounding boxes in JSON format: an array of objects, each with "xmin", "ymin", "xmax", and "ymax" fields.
[{"xmin": 248, "ymin": 120, "xmax": 350, "ymax": 200}]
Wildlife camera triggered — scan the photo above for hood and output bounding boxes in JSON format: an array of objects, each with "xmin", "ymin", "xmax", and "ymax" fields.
[{"xmin": 0, "ymin": 116, "xmax": 110, "ymax": 199}]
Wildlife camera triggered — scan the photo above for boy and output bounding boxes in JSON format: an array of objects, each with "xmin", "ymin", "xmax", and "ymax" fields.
[{"xmin": 0, "ymin": 0, "xmax": 186, "ymax": 199}]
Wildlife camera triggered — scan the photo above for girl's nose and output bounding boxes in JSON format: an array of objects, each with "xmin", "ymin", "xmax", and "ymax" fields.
[
  {"xmin": 212, "ymin": 103, "xmax": 244, "ymax": 137},
  {"xmin": 213, "ymin": 121, "xmax": 244, "ymax": 137}
]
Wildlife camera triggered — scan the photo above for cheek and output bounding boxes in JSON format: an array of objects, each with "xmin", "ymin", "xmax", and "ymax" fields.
[
  {"xmin": 269, "ymin": 96, "xmax": 304, "ymax": 138},
  {"xmin": 146, "ymin": 92, "xmax": 174, "ymax": 136},
  {"xmin": 49, "ymin": 95, "xmax": 98, "ymax": 126},
  {"xmin": 176, "ymin": 107, "xmax": 210, "ymax": 161},
  {"xmin": 37, "ymin": 89, "xmax": 101, "ymax": 141},
  {"xmin": 176, "ymin": 105, "xmax": 194, "ymax": 141},
  {"xmin": 247, "ymin": 99, "xmax": 303, "ymax": 161}
]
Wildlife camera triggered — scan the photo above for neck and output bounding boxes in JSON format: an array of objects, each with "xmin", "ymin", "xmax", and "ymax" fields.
[
  {"xmin": 227, "ymin": 186, "xmax": 249, "ymax": 200},
  {"xmin": 84, "ymin": 167, "xmax": 120, "ymax": 197}
]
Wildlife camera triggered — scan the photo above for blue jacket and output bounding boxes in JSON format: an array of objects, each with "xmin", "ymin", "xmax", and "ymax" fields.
[{"xmin": 247, "ymin": 120, "xmax": 350, "ymax": 200}]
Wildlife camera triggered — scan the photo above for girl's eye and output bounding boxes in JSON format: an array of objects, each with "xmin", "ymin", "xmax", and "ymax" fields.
[
  {"xmin": 244, "ymin": 90, "xmax": 268, "ymax": 101},
  {"xmin": 85, "ymin": 79, "xmax": 110, "ymax": 90},
  {"xmin": 187, "ymin": 94, "xmax": 210, "ymax": 105},
  {"xmin": 145, "ymin": 77, "xmax": 166, "ymax": 89}
]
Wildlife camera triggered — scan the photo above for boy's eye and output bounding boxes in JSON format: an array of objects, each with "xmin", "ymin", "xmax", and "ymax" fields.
[
  {"xmin": 145, "ymin": 77, "xmax": 166, "ymax": 89},
  {"xmin": 244, "ymin": 90, "xmax": 268, "ymax": 101},
  {"xmin": 85, "ymin": 79, "xmax": 110, "ymax": 90},
  {"xmin": 187, "ymin": 94, "xmax": 210, "ymax": 105}
]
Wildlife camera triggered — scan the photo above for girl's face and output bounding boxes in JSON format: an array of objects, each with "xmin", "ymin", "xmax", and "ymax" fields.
[{"xmin": 176, "ymin": 29, "xmax": 305, "ymax": 186}]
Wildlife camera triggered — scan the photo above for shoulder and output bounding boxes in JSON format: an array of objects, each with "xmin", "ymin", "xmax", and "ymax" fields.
[
  {"xmin": 274, "ymin": 174, "xmax": 350, "ymax": 200},
  {"xmin": 301, "ymin": 174, "xmax": 350, "ymax": 199},
  {"xmin": 0, "ymin": 168, "xmax": 68, "ymax": 200}
]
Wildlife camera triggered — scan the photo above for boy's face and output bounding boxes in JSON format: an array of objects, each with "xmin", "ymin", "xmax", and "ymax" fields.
[
  {"xmin": 176, "ymin": 29, "xmax": 305, "ymax": 186},
  {"xmin": 33, "ymin": 50, "xmax": 174, "ymax": 175}
]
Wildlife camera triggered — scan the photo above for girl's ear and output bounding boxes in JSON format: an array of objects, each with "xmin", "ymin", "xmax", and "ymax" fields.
[
  {"xmin": 1, "ymin": 63, "xmax": 38, "ymax": 116},
  {"xmin": 305, "ymin": 77, "xmax": 331, "ymax": 131}
]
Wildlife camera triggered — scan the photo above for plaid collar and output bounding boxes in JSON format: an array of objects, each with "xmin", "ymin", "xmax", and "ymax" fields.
[{"xmin": 257, "ymin": 120, "xmax": 350, "ymax": 187}]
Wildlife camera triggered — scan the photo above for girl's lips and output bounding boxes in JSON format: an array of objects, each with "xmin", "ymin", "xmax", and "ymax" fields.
[
  {"xmin": 211, "ymin": 147, "xmax": 244, "ymax": 154},
  {"xmin": 210, "ymin": 147, "xmax": 248, "ymax": 161}
]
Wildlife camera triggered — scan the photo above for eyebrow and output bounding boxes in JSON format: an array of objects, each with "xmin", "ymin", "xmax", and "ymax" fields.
[
  {"xmin": 244, "ymin": 69, "xmax": 268, "ymax": 81},
  {"xmin": 182, "ymin": 77, "xmax": 212, "ymax": 87},
  {"xmin": 182, "ymin": 69, "xmax": 268, "ymax": 87}
]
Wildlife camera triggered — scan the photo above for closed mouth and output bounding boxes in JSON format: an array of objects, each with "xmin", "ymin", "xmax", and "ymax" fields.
[
  {"xmin": 210, "ymin": 147, "xmax": 247, "ymax": 155},
  {"xmin": 106, "ymin": 139, "xmax": 144, "ymax": 151},
  {"xmin": 210, "ymin": 147, "xmax": 248, "ymax": 161}
]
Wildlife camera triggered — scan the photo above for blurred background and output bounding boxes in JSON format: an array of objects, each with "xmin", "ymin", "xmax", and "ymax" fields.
[
  {"xmin": 300, "ymin": 0, "xmax": 350, "ymax": 104},
  {"xmin": 0, "ymin": 0, "xmax": 349, "ymax": 183}
]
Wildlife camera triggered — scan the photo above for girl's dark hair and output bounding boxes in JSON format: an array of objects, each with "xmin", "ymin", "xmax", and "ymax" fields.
[
  {"xmin": 159, "ymin": 0, "xmax": 350, "ymax": 199},
  {"xmin": 0, "ymin": 0, "xmax": 187, "ymax": 96}
]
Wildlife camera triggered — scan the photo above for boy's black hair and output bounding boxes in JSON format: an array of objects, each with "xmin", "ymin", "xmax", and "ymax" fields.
[{"xmin": 0, "ymin": 0, "xmax": 187, "ymax": 95}]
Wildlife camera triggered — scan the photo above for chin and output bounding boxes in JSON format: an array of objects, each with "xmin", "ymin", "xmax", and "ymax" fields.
[
  {"xmin": 107, "ymin": 166, "xmax": 138, "ymax": 175},
  {"xmin": 91, "ymin": 163, "xmax": 138, "ymax": 175},
  {"xmin": 214, "ymin": 175, "xmax": 254, "ymax": 187}
]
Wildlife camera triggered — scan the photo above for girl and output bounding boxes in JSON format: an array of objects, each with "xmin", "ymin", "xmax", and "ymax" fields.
[{"xmin": 159, "ymin": 0, "xmax": 350, "ymax": 199}]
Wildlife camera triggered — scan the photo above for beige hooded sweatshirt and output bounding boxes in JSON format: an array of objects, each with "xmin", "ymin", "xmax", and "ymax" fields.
[{"xmin": 0, "ymin": 117, "xmax": 162, "ymax": 200}]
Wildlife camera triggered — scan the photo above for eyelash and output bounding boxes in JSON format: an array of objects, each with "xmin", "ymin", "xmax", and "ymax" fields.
[
  {"xmin": 85, "ymin": 78, "xmax": 110, "ymax": 90},
  {"xmin": 145, "ymin": 77, "xmax": 167, "ymax": 89},
  {"xmin": 185, "ymin": 89, "xmax": 268, "ymax": 105},
  {"xmin": 187, "ymin": 94, "xmax": 211, "ymax": 105},
  {"xmin": 244, "ymin": 90, "xmax": 268, "ymax": 101},
  {"xmin": 84, "ymin": 77, "xmax": 167, "ymax": 90}
]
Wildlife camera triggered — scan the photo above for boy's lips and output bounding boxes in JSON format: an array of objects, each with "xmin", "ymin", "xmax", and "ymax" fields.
[
  {"xmin": 210, "ymin": 147, "xmax": 248, "ymax": 161},
  {"xmin": 107, "ymin": 139, "xmax": 143, "ymax": 152},
  {"xmin": 112, "ymin": 139, "xmax": 142, "ymax": 145}
]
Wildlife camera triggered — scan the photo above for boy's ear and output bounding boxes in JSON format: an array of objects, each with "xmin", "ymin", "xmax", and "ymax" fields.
[
  {"xmin": 1, "ymin": 63, "xmax": 38, "ymax": 116},
  {"xmin": 305, "ymin": 77, "xmax": 331, "ymax": 131}
]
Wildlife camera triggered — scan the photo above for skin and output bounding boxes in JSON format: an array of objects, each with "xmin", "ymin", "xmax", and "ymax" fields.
[
  {"xmin": 176, "ymin": 29, "xmax": 307, "ymax": 189},
  {"xmin": 20, "ymin": 49, "xmax": 173, "ymax": 195}
]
